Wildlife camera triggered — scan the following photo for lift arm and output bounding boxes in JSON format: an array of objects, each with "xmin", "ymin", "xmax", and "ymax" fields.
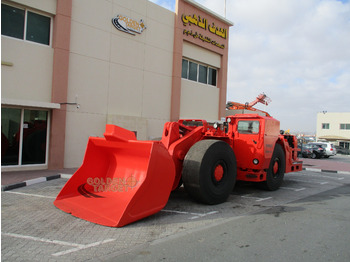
[{"xmin": 226, "ymin": 93, "xmax": 272, "ymax": 117}]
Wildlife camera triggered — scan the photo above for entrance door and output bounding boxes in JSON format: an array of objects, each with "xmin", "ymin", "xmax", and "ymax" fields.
[{"xmin": 1, "ymin": 108, "xmax": 49, "ymax": 167}]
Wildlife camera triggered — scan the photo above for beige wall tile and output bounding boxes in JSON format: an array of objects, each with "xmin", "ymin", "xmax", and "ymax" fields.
[
  {"xmin": 67, "ymin": 53, "xmax": 109, "ymax": 114},
  {"xmin": 107, "ymin": 63, "xmax": 143, "ymax": 117},
  {"xmin": 1, "ymin": 37, "xmax": 53, "ymax": 102},
  {"xmin": 180, "ymin": 79, "xmax": 220, "ymax": 120}
]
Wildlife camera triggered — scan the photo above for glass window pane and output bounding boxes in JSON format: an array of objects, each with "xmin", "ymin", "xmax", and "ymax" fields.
[
  {"xmin": 22, "ymin": 109, "xmax": 48, "ymax": 165},
  {"xmin": 237, "ymin": 121, "xmax": 260, "ymax": 134},
  {"xmin": 26, "ymin": 11, "xmax": 50, "ymax": 45},
  {"xmin": 1, "ymin": 4, "xmax": 25, "ymax": 39},
  {"xmin": 188, "ymin": 61, "xmax": 198, "ymax": 81},
  {"xmin": 1, "ymin": 108, "xmax": 22, "ymax": 166},
  {"xmin": 322, "ymin": 123, "xmax": 329, "ymax": 129},
  {"xmin": 208, "ymin": 68, "xmax": 217, "ymax": 86},
  {"xmin": 182, "ymin": 59, "xmax": 188, "ymax": 79},
  {"xmin": 198, "ymin": 65, "xmax": 208, "ymax": 84}
]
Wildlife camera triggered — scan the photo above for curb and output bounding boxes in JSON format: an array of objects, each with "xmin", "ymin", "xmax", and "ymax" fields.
[
  {"xmin": 1, "ymin": 174, "xmax": 72, "ymax": 192},
  {"xmin": 303, "ymin": 168, "xmax": 350, "ymax": 175}
]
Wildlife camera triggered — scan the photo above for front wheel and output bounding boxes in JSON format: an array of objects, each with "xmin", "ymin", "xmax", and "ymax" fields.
[
  {"xmin": 182, "ymin": 140, "xmax": 237, "ymax": 205},
  {"xmin": 260, "ymin": 144, "xmax": 285, "ymax": 191}
]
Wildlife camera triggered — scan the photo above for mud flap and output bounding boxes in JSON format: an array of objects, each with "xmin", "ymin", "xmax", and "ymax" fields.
[{"xmin": 54, "ymin": 125, "xmax": 175, "ymax": 227}]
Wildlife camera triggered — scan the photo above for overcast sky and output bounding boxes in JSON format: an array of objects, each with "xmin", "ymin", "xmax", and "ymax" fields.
[{"xmin": 150, "ymin": 0, "xmax": 350, "ymax": 133}]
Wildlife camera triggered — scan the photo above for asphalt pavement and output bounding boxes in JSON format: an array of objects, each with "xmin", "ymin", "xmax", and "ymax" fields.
[
  {"xmin": 111, "ymin": 184, "xmax": 350, "ymax": 262},
  {"xmin": 1, "ymin": 155, "xmax": 350, "ymax": 261}
]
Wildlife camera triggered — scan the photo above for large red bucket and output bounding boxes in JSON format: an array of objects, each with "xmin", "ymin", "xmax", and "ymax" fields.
[{"xmin": 54, "ymin": 125, "xmax": 175, "ymax": 227}]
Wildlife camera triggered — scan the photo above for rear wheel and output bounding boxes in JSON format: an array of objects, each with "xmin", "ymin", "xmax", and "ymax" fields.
[
  {"xmin": 311, "ymin": 152, "xmax": 317, "ymax": 159},
  {"xmin": 182, "ymin": 140, "xmax": 237, "ymax": 204},
  {"xmin": 260, "ymin": 144, "xmax": 285, "ymax": 191}
]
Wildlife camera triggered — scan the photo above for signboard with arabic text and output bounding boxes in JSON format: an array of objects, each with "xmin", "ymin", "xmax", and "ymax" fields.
[{"xmin": 181, "ymin": 14, "xmax": 227, "ymax": 49}]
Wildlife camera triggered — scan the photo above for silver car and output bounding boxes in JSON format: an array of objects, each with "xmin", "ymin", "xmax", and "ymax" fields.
[{"xmin": 308, "ymin": 142, "xmax": 337, "ymax": 158}]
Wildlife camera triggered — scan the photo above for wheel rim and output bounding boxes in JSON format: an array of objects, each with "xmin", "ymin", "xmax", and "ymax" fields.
[
  {"xmin": 272, "ymin": 158, "xmax": 281, "ymax": 179},
  {"xmin": 212, "ymin": 161, "xmax": 227, "ymax": 184},
  {"xmin": 214, "ymin": 164, "xmax": 224, "ymax": 182}
]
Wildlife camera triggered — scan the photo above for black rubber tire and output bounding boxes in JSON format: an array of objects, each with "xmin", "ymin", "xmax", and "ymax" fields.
[
  {"xmin": 259, "ymin": 143, "xmax": 285, "ymax": 191},
  {"xmin": 182, "ymin": 140, "xmax": 237, "ymax": 205}
]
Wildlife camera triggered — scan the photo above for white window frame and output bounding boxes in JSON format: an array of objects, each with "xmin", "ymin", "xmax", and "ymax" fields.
[
  {"xmin": 2, "ymin": 2, "xmax": 53, "ymax": 47},
  {"xmin": 340, "ymin": 123, "xmax": 350, "ymax": 130},
  {"xmin": 182, "ymin": 58, "xmax": 218, "ymax": 87},
  {"xmin": 322, "ymin": 123, "xmax": 330, "ymax": 129}
]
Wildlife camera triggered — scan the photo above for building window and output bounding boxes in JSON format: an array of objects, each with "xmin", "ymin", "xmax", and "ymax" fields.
[
  {"xmin": 322, "ymin": 123, "xmax": 330, "ymax": 129},
  {"xmin": 1, "ymin": 4, "xmax": 25, "ymax": 39},
  {"xmin": 182, "ymin": 59, "xmax": 217, "ymax": 86},
  {"xmin": 340, "ymin": 123, "xmax": 350, "ymax": 130},
  {"xmin": 198, "ymin": 65, "xmax": 208, "ymax": 84},
  {"xmin": 26, "ymin": 11, "xmax": 51, "ymax": 45},
  {"xmin": 339, "ymin": 142, "xmax": 349, "ymax": 149},
  {"xmin": 188, "ymin": 61, "xmax": 198, "ymax": 81},
  {"xmin": 1, "ymin": 108, "xmax": 49, "ymax": 166},
  {"xmin": 208, "ymin": 67, "xmax": 217, "ymax": 86},
  {"xmin": 181, "ymin": 59, "xmax": 188, "ymax": 79},
  {"xmin": 1, "ymin": 3, "xmax": 51, "ymax": 45}
]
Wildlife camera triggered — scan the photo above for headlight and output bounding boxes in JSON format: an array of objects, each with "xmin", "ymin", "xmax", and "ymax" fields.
[{"xmin": 253, "ymin": 159, "xmax": 259, "ymax": 165}]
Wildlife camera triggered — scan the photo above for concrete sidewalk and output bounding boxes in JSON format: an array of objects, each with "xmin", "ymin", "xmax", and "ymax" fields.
[{"xmin": 302, "ymin": 155, "xmax": 350, "ymax": 173}]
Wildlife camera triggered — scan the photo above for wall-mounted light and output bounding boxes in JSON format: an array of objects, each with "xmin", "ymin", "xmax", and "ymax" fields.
[
  {"xmin": 2, "ymin": 61, "xmax": 13, "ymax": 67},
  {"xmin": 59, "ymin": 102, "xmax": 80, "ymax": 109},
  {"xmin": 60, "ymin": 95, "xmax": 80, "ymax": 109}
]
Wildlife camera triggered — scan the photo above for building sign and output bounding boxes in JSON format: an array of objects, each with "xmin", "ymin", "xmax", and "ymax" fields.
[
  {"xmin": 182, "ymin": 14, "xmax": 227, "ymax": 49},
  {"xmin": 112, "ymin": 15, "xmax": 146, "ymax": 35}
]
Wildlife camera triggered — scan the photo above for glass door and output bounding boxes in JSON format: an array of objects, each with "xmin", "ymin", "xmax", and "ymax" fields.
[
  {"xmin": 1, "ymin": 108, "xmax": 21, "ymax": 165},
  {"xmin": 1, "ymin": 108, "xmax": 49, "ymax": 166},
  {"xmin": 21, "ymin": 109, "xmax": 48, "ymax": 165}
]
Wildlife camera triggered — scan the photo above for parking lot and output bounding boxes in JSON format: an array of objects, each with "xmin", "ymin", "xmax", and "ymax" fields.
[{"xmin": 2, "ymin": 162, "xmax": 350, "ymax": 261}]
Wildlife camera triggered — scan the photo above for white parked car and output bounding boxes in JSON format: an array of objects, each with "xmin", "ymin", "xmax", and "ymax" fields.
[{"xmin": 308, "ymin": 142, "xmax": 337, "ymax": 158}]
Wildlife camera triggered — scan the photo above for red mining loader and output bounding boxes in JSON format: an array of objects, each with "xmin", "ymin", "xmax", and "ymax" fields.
[{"xmin": 54, "ymin": 95, "xmax": 302, "ymax": 227}]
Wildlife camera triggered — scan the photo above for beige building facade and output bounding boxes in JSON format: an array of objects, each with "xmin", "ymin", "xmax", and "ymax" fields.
[
  {"xmin": 316, "ymin": 112, "xmax": 350, "ymax": 149},
  {"xmin": 1, "ymin": 0, "xmax": 233, "ymax": 170}
]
